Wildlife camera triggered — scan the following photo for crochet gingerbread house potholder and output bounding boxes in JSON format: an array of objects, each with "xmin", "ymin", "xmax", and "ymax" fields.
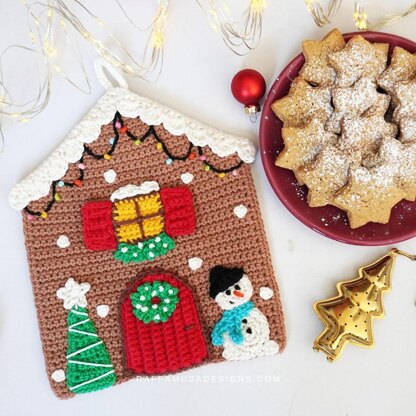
[{"xmin": 9, "ymin": 64, "xmax": 286, "ymax": 399}]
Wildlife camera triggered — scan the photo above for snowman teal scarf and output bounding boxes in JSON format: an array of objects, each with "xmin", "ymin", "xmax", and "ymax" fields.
[{"xmin": 211, "ymin": 301, "xmax": 254, "ymax": 346}]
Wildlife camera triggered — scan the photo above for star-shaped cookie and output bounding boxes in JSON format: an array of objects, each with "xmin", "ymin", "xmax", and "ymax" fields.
[
  {"xmin": 376, "ymin": 137, "xmax": 416, "ymax": 201},
  {"xmin": 299, "ymin": 28, "xmax": 346, "ymax": 87},
  {"xmin": 379, "ymin": 46, "xmax": 416, "ymax": 98},
  {"xmin": 271, "ymin": 77, "xmax": 333, "ymax": 127},
  {"xmin": 325, "ymin": 77, "xmax": 379, "ymax": 134},
  {"xmin": 340, "ymin": 115, "xmax": 397, "ymax": 159},
  {"xmin": 276, "ymin": 118, "xmax": 337, "ymax": 184},
  {"xmin": 328, "ymin": 35, "xmax": 388, "ymax": 87},
  {"xmin": 393, "ymin": 79, "xmax": 416, "ymax": 124},
  {"xmin": 334, "ymin": 163, "xmax": 407, "ymax": 229},
  {"xmin": 296, "ymin": 144, "xmax": 352, "ymax": 207}
]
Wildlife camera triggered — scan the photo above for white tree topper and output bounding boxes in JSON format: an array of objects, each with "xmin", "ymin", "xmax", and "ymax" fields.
[{"xmin": 57, "ymin": 278, "xmax": 91, "ymax": 310}]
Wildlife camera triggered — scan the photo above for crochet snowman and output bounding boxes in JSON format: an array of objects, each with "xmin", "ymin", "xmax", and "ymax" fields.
[{"xmin": 209, "ymin": 266, "xmax": 279, "ymax": 361}]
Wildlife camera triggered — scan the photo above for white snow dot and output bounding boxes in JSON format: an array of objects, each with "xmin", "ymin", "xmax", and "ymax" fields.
[
  {"xmin": 121, "ymin": 247, "xmax": 128, "ymax": 253},
  {"xmin": 188, "ymin": 257, "xmax": 203, "ymax": 271},
  {"xmin": 140, "ymin": 295, "xmax": 145, "ymax": 301},
  {"xmin": 180, "ymin": 172, "xmax": 194, "ymax": 184},
  {"xmin": 155, "ymin": 236, "xmax": 161, "ymax": 243},
  {"xmin": 133, "ymin": 252, "xmax": 138, "ymax": 257},
  {"xmin": 152, "ymin": 304, "xmax": 158, "ymax": 309},
  {"xmin": 159, "ymin": 286, "xmax": 164, "ymax": 292},
  {"xmin": 142, "ymin": 306, "xmax": 148, "ymax": 312},
  {"xmin": 135, "ymin": 304, "xmax": 141, "ymax": 309},
  {"xmin": 149, "ymin": 243, "xmax": 155, "ymax": 249},
  {"xmin": 152, "ymin": 290, "xmax": 157, "ymax": 296},
  {"xmin": 137, "ymin": 242, "xmax": 143, "ymax": 249},
  {"xmin": 51, "ymin": 369, "xmax": 66, "ymax": 383},
  {"xmin": 234, "ymin": 204, "xmax": 248, "ymax": 219},
  {"xmin": 168, "ymin": 289, "xmax": 173, "ymax": 295},
  {"xmin": 96, "ymin": 304, "xmax": 110, "ymax": 318},
  {"xmin": 162, "ymin": 243, "xmax": 168, "ymax": 248},
  {"xmin": 165, "ymin": 298, "xmax": 170, "ymax": 303},
  {"xmin": 154, "ymin": 314, "xmax": 161, "ymax": 320},
  {"xmin": 56, "ymin": 235, "xmax": 70, "ymax": 249},
  {"xmin": 149, "ymin": 252, "xmax": 155, "ymax": 258},
  {"xmin": 259, "ymin": 287, "xmax": 274, "ymax": 300},
  {"xmin": 162, "ymin": 307, "xmax": 168, "ymax": 312},
  {"xmin": 104, "ymin": 169, "xmax": 117, "ymax": 184}
]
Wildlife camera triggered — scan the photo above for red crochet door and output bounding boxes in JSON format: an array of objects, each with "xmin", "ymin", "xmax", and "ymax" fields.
[{"xmin": 121, "ymin": 272, "xmax": 208, "ymax": 375}]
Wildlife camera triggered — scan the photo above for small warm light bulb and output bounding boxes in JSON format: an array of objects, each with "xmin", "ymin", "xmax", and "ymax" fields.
[
  {"xmin": 153, "ymin": 31, "xmax": 164, "ymax": 49},
  {"xmin": 251, "ymin": 0, "xmax": 266, "ymax": 13}
]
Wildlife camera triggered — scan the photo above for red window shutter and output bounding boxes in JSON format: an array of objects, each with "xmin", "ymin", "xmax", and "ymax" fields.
[
  {"xmin": 81, "ymin": 201, "xmax": 117, "ymax": 250},
  {"xmin": 160, "ymin": 187, "xmax": 196, "ymax": 237}
]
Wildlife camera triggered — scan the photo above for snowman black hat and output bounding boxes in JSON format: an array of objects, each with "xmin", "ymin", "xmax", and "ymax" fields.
[{"xmin": 209, "ymin": 266, "xmax": 244, "ymax": 299}]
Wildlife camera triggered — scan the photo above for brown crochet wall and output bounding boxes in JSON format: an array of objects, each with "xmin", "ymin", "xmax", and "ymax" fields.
[{"xmin": 22, "ymin": 115, "xmax": 286, "ymax": 398}]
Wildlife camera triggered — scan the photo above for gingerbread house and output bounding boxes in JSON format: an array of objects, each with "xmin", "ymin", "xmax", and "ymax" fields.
[{"xmin": 9, "ymin": 63, "xmax": 286, "ymax": 398}]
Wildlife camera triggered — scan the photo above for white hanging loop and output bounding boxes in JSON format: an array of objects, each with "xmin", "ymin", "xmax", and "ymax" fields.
[{"xmin": 94, "ymin": 58, "xmax": 128, "ymax": 90}]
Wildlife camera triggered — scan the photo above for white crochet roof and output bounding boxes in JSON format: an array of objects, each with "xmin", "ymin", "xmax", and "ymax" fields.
[{"xmin": 9, "ymin": 87, "xmax": 256, "ymax": 211}]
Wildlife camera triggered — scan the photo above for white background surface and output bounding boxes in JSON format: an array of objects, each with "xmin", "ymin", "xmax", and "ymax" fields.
[{"xmin": 1, "ymin": 1, "xmax": 416, "ymax": 415}]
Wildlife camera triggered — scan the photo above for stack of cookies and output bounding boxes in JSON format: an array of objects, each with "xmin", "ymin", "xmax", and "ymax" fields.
[{"xmin": 272, "ymin": 29, "xmax": 416, "ymax": 229}]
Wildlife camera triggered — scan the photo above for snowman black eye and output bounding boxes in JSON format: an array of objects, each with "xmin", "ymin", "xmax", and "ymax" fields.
[
  {"xmin": 225, "ymin": 289, "xmax": 231, "ymax": 295},
  {"xmin": 234, "ymin": 284, "xmax": 241, "ymax": 290}
]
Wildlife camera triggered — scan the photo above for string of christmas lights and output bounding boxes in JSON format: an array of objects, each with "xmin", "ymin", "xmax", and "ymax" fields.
[{"xmin": 24, "ymin": 112, "xmax": 243, "ymax": 219}]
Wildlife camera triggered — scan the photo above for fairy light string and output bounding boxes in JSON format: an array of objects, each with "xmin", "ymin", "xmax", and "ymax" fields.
[
  {"xmin": 0, "ymin": 0, "xmax": 168, "ymax": 126},
  {"xmin": 304, "ymin": 0, "xmax": 341, "ymax": 27},
  {"xmin": 24, "ymin": 112, "xmax": 243, "ymax": 218},
  {"xmin": 305, "ymin": 0, "xmax": 416, "ymax": 30},
  {"xmin": 195, "ymin": 0, "xmax": 266, "ymax": 55}
]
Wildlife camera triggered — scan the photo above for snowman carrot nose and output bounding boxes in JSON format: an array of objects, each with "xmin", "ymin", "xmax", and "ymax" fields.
[{"xmin": 233, "ymin": 290, "xmax": 244, "ymax": 297}]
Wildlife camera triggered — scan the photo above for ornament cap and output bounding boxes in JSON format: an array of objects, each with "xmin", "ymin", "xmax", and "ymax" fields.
[{"xmin": 244, "ymin": 104, "xmax": 261, "ymax": 115}]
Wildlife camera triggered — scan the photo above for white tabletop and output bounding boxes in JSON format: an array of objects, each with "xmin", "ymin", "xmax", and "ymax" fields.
[{"xmin": 1, "ymin": 1, "xmax": 416, "ymax": 415}]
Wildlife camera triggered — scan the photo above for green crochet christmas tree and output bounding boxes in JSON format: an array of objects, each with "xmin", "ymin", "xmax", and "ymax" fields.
[{"xmin": 57, "ymin": 278, "xmax": 116, "ymax": 394}]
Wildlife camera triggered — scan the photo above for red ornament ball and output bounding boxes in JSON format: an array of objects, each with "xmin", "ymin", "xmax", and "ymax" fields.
[{"xmin": 231, "ymin": 69, "xmax": 266, "ymax": 109}]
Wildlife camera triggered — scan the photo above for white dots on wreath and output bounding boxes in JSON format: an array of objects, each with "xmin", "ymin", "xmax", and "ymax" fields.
[
  {"xmin": 51, "ymin": 369, "xmax": 66, "ymax": 383},
  {"xmin": 233, "ymin": 204, "xmax": 248, "ymax": 219},
  {"xmin": 188, "ymin": 257, "xmax": 203, "ymax": 271},
  {"xmin": 96, "ymin": 304, "xmax": 110, "ymax": 318},
  {"xmin": 56, "ymin": 235, "xmax": 70, "ymax": 248},
  {"xmin": 181, "ymin": 172, "xmax": 194, "ymax": 184},
  {"xmin": 259, "ymin": 287, "xmax": 274, "ymax": 300},
  {"xmin": 104, "ymin": 169, "xmax": 117, "ymax": 184}
]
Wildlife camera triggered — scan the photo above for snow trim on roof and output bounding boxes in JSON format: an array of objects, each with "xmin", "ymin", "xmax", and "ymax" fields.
[{"xmin": 9, "ymin": 87, "xmax": 256, "ymax": 211}]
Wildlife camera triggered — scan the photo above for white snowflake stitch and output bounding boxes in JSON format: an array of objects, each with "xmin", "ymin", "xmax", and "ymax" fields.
[{"xmin": 57, "ymin": 277, "xmax": 91, "ymax": 310}]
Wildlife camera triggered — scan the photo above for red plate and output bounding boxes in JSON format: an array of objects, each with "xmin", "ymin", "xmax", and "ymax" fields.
[{"xmin": 260, "ymin": 31, "xmax": 416, "ymax": 246}]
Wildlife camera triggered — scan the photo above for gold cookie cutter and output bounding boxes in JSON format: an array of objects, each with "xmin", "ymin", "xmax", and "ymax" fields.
[{"xmin": 313, "ymin": 248, "xmax": 416, "ymax": 362}]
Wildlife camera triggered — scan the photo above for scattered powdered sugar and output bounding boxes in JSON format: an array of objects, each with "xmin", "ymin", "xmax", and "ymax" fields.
[
  {"xmin": 400, "ymin": 117, "xmax": 416, "ymax": 142},
  {"xmin": 329, "ymin": 36, "xmax": 388, "ymax": 87},
  {"xmin": 351, "ymin": 164, "xmax": 395, "ymax": 188},
  {"xmin": 281, "ymin": 79, "xmax": 333, "ymax": 127},
  {"xmin": 326, "ymin": 78, "xmax": 379, "ymax": 134},
  {"xmin": 393, "ymin": 80, "xmax": 416, "ymax": 123}
]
